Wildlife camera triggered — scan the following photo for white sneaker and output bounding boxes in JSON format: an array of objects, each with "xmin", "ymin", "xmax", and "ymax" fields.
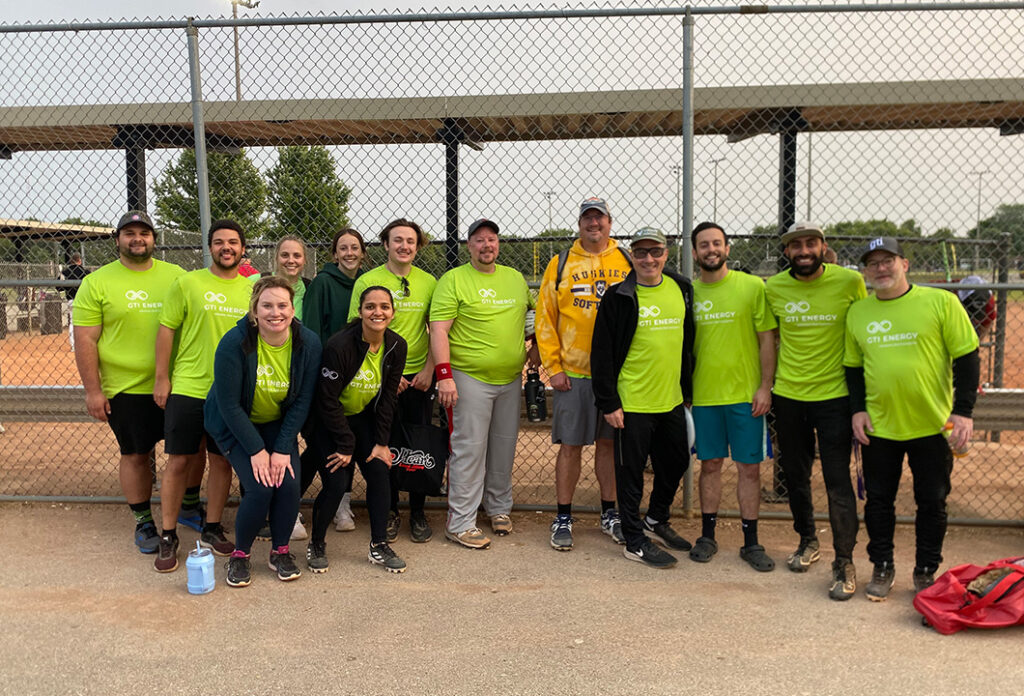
[
  {"xmin": 290, "ymin": 512, "xmax": 307, "ymax": 540},
  {"xmin": 335, "ymin": 492, "xmax": 355, "ymax": 532}
]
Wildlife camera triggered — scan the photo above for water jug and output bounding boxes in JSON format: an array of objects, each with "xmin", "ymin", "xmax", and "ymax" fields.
[{"xmin": 186, "ymin": 541, "xmax": 216, "ymax": 594}]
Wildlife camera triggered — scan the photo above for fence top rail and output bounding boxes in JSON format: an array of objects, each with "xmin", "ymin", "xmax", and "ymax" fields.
[{"xmin": 3, "ymin": 3, "xmax": 1024, "ymax": 33}]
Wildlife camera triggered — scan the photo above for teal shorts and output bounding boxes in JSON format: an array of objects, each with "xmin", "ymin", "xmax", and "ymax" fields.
[{"xmin": 691, "ymin": 403, "xmax": 767, "ymax": 464}]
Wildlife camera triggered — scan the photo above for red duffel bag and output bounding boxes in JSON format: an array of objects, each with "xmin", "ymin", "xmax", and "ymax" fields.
[{"xmin": 913, "ymin": 556, "xmax": 1024, "ymax": 635}]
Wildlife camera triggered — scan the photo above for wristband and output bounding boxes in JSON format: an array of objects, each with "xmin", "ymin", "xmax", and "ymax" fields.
[{"xmin": 435, "ymin": 362, "xmax": 453, "ymax": 381}]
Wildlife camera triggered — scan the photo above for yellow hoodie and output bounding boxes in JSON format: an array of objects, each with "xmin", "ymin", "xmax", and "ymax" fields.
[{"xmin": 535, "ymin": 238, "xmax": 633, "ymax": 377}]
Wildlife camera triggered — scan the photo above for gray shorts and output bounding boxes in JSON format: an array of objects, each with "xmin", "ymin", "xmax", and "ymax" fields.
[{"xmin": 551, "ymin": 376, "xmax": 614, "ymax": 446}]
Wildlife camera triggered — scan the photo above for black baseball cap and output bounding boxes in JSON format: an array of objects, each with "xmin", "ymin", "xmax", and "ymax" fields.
[
  {"xmin": 467, "ymin": 218, "xmax": 500, "ymax": 239},
  {"xmin": 116, "ymin": 210, "xmax": 155, "ymax": 233},
  {"xmin": 860, "ymin": 236, "xmax": 904, "ymax": 264}
]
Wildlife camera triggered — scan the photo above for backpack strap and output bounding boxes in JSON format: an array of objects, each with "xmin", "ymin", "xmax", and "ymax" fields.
[{"xmin": 554, "ymin": 246, "xmax": 632, "ymax": 291}]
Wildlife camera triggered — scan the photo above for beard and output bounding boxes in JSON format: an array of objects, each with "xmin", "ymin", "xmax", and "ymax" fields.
[
  {"xmin": 213, "ymin": 252, "xmax": 241, "ymax": 271},
  {"xmin": 120, "ymin": 243, "xmax": 153, "ymax": 261},
  {"xmin": 697, "ymin": 253, "xmax": 727, "ymax": 272},
  {"xmin": 790, "ymin": 251, "xmax": 825, "ymax": 277}
]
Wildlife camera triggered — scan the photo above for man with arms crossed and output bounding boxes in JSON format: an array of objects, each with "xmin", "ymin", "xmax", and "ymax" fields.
[
  {"xmin": 845, "ymin": 237, "xmax": 978, "ymax": 600},
  {"xmin": 535, "ymin": 197, "xmax": 631, "ymax": 551},
  {"xmin": 153, "ymin": 220, "xmax": 253, "ymax": 572},
  {"xmin": 74, "ymin": 211, "xmax": 185, "ymax": 553},
  {"xmin": 689, "ymin": 222, "xmax": 777, "ymax": 571},
  {"xmin": 591, "ymin": 227, "xmax": 695, "ymax": 569},
  {"xmin": 766, "ymin": 221, "xmax": 867, "ymax": 600}
]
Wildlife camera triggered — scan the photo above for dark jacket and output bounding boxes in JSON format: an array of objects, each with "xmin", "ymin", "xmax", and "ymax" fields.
[
  {"xmin": 314, "ymin": 321, "xmax": 407, "ymax": 456},
  {"xmin": 204, "ymin": 316, "xmax": 323, "ymax": 457},
  {"xmin": 591, "ymin": 269, "xmax": 695, "ymax": 414},
  {"xmin": 303, "ymin": 263, "xmax": 360, "ymax": 345}
]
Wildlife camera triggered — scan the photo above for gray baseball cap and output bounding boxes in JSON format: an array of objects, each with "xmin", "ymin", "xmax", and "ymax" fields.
[
  {"xmin": 860, "ymin": 236, "xmax": 904, "ymax": 264},
  {"xmin": 116, "ymin": 210, "xmax": 155, "ymax": 233},
  {"xmin": 631, "ymin": 227, "xmax": 667, "ymax": 247},
  {"xmin": 780, "ymin": 221, "xmax": 824, "ymax": 246},
  {"xmin": 467, "ymin": 218, "xmax": 500, "ymax": 239},
  {"xmin": 579, "ymin": 197, "xmax": 611, "ymax": 219}
]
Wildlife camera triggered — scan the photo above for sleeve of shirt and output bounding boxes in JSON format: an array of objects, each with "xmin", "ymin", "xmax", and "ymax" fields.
[
  {"xmin": 943, "ymin": 292, "xmax": 981, "ymax": 359},
  {"xmin": 842, "ymin": 310, "xmax": 864, "ymax": 368},
  {"xmin": 347, "ymin": 274, "xmax": 367, "ymax": 323},
  {"xmin": 158, "ymin": 276, "xmax": 186, "ymax": 330},
  {"xmin": 752, "ymin": 280, "xmax": 777, "ymax": 332},
  {"xmin": 534, "ymin": 256, "xmax": 563, "ymax": 375},
  {"xmin": 852, "ymin": 273, "xmax": 868, "ymax": 301},
  {"xmin": 429, "ymin": 271, "xmax": 458, "ymax": 322},
  {"xmin": 72, "ymin": 275, "xmax": 103, "ymax": 326}
]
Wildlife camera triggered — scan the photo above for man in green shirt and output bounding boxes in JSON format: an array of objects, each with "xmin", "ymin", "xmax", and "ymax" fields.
[
  {"xmin": 844, "ymin": 237, "xmax": 979, "ymax": 600},
  {"xmin": 430, "ymin": 218, "xmax": 539, "ymax": 550},
  {"xmin": 689, "ymin": 222, "xmax": 777, "ymax": 572},
  {"xmin": 73, "ymin": 210, "xmax": 185, "ymax": 554},
  {"xmin": 765, "ymin": 221, "xmax": 867, "ymax": 600},
  {"xmin": 153, "ymin": 219, "xmax": 253, "ymax": 572},
  {"xmin": 348, "ymin": 218, "xmax": 438, "ymax": 543}
]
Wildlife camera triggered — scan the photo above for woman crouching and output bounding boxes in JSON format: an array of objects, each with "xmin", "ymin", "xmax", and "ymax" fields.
[{"xmin": 205, "ymin": 276, "xmax": 322, "ymax": 587}]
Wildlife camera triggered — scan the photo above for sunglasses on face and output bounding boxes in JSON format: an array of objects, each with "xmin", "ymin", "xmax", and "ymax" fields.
[
  {"xmin": 631, "ymin": 247, "xmax": 667, "ymax": 259},
  {"xmin": 396, "ymin": 274, "xmax": 410, "ymax": 298}
]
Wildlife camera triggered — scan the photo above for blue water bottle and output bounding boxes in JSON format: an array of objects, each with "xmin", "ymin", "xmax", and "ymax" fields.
[{"xmin": 186, "ymin": 541, "xmax": 215, "ymax": 595}]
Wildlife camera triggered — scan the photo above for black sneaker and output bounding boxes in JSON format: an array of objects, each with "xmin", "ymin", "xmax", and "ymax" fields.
[
  {"xmin": 134, "ymin": 521, "xmax": 160, "ymax": 554},
  {"xmin": 368, "ymin": 542, "xmax": 407, "ymax": 573},
  {"xmin": 786, "ymin": 537, "xmax": 821, "ymax": 573},
  {"xmin": 865, "ymin": 561, "xmax": 896, "ymax": 601},
  {"xmin": 226, "ymin": 555, "xmax": 252, "ymax": 587},
  {"xmin": 829, "ymin": 558, "xmax": 857, "ymax": 601},
  {"xmin": 268, "ymin": 548, "xmax": 302, "ymax": 581},
  {"xmin": 154, "ymin": 532, "xmax": 179, "ymax": 573},
  {"xmin": 642, "ymin": 518, "xmax": 692, "ymax": 551},
  {"xmin": 306, "ymin": 540, "xmax": 329, "ymax": 573},
  {"xmin": 200, "ymin": 523, "xmax": 234, "ymax": 556},
  {"xmin": 624, "ymin": 539, "xmax": 677, "ymax": 569},
  {"xmin": 386, "ymin": 511, "xmax": 401, "ymax": 543},
  {"xmin": 912, "ymin": 566, "xmax": 937, "ymax": 593},
  {"xmin": 410, "ymin": 514, "xmax": 432, "ymax": 543}
]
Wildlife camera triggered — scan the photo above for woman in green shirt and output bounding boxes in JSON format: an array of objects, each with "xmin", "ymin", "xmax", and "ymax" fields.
[{"xmin": 263, "ymin": 235, "xmax": 311, "ymax": 322}]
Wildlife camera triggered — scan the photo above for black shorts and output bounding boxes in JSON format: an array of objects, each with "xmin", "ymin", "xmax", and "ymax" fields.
[
  {"xmin": 164, "ymin": 394, "xmax": 221, "ymax": 456},
  {"xmin": 107, "ymin": 393, "xmax": 165, "ymax": 455}
]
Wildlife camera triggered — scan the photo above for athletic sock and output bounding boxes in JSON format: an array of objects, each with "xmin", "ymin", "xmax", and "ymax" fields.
[
  {"xmin": 129, "ymin": 501, "xmax": 153, "ymax": 526},
  {"xmin": 600, "ymin": 499, "xmax": 615, "ymax": 513},
  {"xmin": 557, "ymin": 503, "xmax": 572, "ymax": 517},
  {"xmin": 701, "ymin": 512, "xmax": 717, "ymax": 540},
  {"xmin": 741, "ymin": 518, "xmax": 759, "ymax": 547},
  {"xmin": 182, "ymin": 486, "xmax": 201, "ymax": 509}
]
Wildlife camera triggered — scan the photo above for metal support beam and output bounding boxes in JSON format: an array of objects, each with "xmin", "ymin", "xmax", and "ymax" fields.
[
  {"xmin": 125, "ymin": 141, "xmax": 146, "ymax": 212},
  {"xmin": 679, "ymin": 7, "xmax": 695, "ymax": 515},
  {"xmin": 778, "ymin": 128, "xmax": 799, "ymax": 236},
  {"xmin": 440, "ymin": 118, "xmax": 461, "ymax": 271},
  {"xmin": 186, "ymin": 19, "xmax": 213, "ymax": 268}
]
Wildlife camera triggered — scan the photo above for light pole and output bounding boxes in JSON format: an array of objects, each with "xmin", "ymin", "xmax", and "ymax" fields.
[
  {"xmin": 969, "ymin": 169, "xmax": 990, "ymax": 232},
  {"xmin": 670, "ymin": 165, "xmax": 682, "ymax": 244},
  {"xmin": 232, "ymin": 0, "xmax": 260, "ymax": 102},
  {"xmin": 710, "ymin": 156, "xmax": 726, "ymax": 220},
  {"xmin": 541, "ymin": 191, "xmax": 556, "ymax": 259}
]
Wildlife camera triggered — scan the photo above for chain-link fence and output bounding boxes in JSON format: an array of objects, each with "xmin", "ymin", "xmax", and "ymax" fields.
[{"xmin": 2, "ymin": 4, "xmax": 1023, "ymax": 524}]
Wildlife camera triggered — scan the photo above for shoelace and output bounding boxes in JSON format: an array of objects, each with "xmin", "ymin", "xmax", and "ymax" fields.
[{"xmin": 372, "ymin": 543, "xmax": 396, "ymax": 559}]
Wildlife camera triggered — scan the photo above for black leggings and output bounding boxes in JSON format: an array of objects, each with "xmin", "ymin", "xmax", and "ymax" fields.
[
  {"xmin": 227, "ymin": 420, "xmax": 301, "ymax": 553},
  {"xmin": 389, "ymin": 377, "xmax": 435, "ymax": 515},
  {"xmin": 302, "ymin": 410, "xmax": 390, "ymax": 545}
]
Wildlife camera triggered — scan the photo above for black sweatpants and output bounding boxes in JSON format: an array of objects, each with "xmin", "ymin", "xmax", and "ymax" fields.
[
  {"xmin": 614, "ymin": 403, "xmax": 690, "ymax": 551},
  {"xmin": 301, "ymin": 410, "xmax": 391, "ymax": 545},
  {"xmin": 389, "ymin": 376, "xmax": 435, "ymax": 516},
  {"xmin": 862, "ymin": 432, "xmax": 953, "ymax": 571},
  {"xmin": 772, "ymin": 394, "xmax": 859, "ymax": 559}
]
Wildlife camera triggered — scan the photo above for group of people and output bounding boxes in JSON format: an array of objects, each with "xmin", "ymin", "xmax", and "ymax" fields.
[{"xmin": 73, "ymin": 199, "xmax": 978, "ymax": 600}]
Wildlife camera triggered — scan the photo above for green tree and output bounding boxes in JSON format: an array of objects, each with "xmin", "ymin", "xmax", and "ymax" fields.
[
  {"xmin": 266, "ymin": 146, "xmax": 350, "ymax": 243},
  {"xmin": 153, "ymin": 149, "xmax": 268, "ymax": 237},
  {"xmin": 968, "ymin": 204, "xmax": 1024, "ymax": 256},
  {"xmin": 928, "ymin": 227, "xmax": 957, "ymax": 240}
]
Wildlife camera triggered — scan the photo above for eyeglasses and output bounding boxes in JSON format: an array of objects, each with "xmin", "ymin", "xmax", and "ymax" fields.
[
  {"xmin": 395, "ymin": 274, "xmax": 410, "ymax": 298},
  {"xmin": 865, "ymin": 256, "xmax": 898, "ymax": 271},
  {"xmin": 631, "ymin": 247, "xmax": 667, "ymax": 259}
]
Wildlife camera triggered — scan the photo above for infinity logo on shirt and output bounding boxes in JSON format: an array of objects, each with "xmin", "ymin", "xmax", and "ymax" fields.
[
  {"xmin": 785, "ymin": 301, "xmax": 810, "ymax": 313},
  {"xmin": 354, "ymin": 369, "xmax": 374, "ymax": 381},
  {"xmin": 124, "ymin": 290, "xmax": 149, "ymax": 301},
  {"xmin": 478, "ymin": 288, "xmax": 497, "ymax": 299},
  {"xmin": 866, "ymin": 320, "xmax": 893, "ymax": 334},
  {"xmin": 204, "ymin": 291, "xmax": 227, "ymax": 303},
  {"xmin": 256, "ymin": 365, "xmax": 275, "ymax": 377},
  {"xmin": 638, "ymin": 305, "xmax": 661, "ymax": 318},
  {"xmin": 694, "ymin": 300, "xmax": 713, "ymax": 312},
  {"xmin": 321, "ymin": 367, "xmax": 339, "ymax": 380}
]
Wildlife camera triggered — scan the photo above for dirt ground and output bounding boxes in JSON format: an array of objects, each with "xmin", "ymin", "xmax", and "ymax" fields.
[{"xmin": 0, "ymin": 502, "xmax": 1022, "ymax": 696}]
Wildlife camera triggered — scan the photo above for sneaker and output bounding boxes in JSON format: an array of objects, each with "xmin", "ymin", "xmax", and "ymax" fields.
[
  {"xmin": 334, "ymin": 493, "xmax": 355, "ymax": 532},
  {"xmin": 445, "ymin": 527, "xmax": 491, "ymax": 549},
  {"xmin": 199, "ymin": 523, "xmax": 234, "ymax": 556},
  {"xmin": 865, "ymin": 562, "xmax": 896, "ymax": 601},
  {"xmin": 786, "ymin": 537, "xmax": 821, "ymax": 573},
  {"xmin": 154, "ymin": 532, "xmax": 179, "ymax": 573},
  {"xmin": 642, "ymin": 518, "xmax": 692, "ymax": 551},
  {"xmin": 490, "ymin": 514, "xmax": 512, "ymax": 536},
  {"xmin": 290, "ymin": 513, "xmax": 308, "ymax": 541},
  {"xmin": 368, "ymin": 542, "xmax": 407, "ymax": 573},
  {"xmin": 134, "ymin": 521, "xmax": 160, "ymax": 554},
  {"xmin": 912, "ymin": 566, "xmax": 937, "ymax": 593},
  {"xmin": 600, "ymin": 509, "xmax": 626, "ymax": 545},
  {"xmin": 829, "ymin": 558, "xmax": 857, "ymax": 601},
  {"xmin": 177, "ymin": 504, "xmax": 205, "ymax": 533},
  {"xmin": 624, "ymin": 539, "xmax": 677, "ymax": 569},
  {"xmin": 386, "ymin": 510, "xmax": 401, "ymax": 543},
  {"xmin": 226, "ymin": 554, "xmax": 252, "ymax": 587},
  {"xmin": 305, "ymin": 540, "xmax": 329, "ymax": 573},
  {"xmin": 255, "ymin": 523, "xmax": 272, "ymax": 541},
  {"xmin": 550, "ymin": 514, "xmax": 574, "ymax": 551},
  {"xmin": 410, "ymin": 514, "xmax": 433, "ymax": 543},
  {"xmin": 268, "ymin": 547, "xmax": 302, "ymax": 581}
]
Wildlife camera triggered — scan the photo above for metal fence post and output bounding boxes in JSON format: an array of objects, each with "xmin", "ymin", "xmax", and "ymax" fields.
[
  {"xmin": 186, "ymin": 19, "xmax": 213, "ymax": 268},
  {"xmin": 681, "ymin": 6, "xmax": 695, "ymax": 515}
]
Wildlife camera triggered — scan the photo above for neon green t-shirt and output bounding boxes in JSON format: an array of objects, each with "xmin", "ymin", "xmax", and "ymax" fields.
[
  {"xmin": 430, "ymin": 263, "xmax": 532, "ymax": 385},
  {"xmin": 291, "ymin": 279, "xmax": 306, "ymax": 322},
  {"xmin": 348, "ymin": 265, "xmax": 436, "ymax": 375},
  {"xmin": 844, "ymin": 285, "xmax": 979, "ymax": 440},
  {"xmin": 159, "ymin": 269, "xmax": 253, "ymax": 399},
  {"xmin": 340, "ymin": 346, "xmax": 383, "ymax": 416},
  {"xmin": 693, "ymin": 270, "xmax": 777, "ymax": 406},
  {"xmin": 72, "ymin": 259, "xmax": 186, "ymax": 398},
  {"xmin": 766, "ymin": 264, "xmax": 867, "ymax": 401},
  {"xmin": 618, "ymin": 280, "xmax": 686, "ymax": 413},
  {"xmin": 250, "ymin": 336, "xmax": 292, "ymax": 424}
]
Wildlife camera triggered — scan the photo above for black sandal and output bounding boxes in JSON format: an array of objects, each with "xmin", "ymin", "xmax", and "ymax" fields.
[
  {"xmin": 740, "ymin": 544, "xmax": 776, "ymax": 572},
  {"xmin": 689, "ymin": 536, "xmax": 718, "ymax": 563}
]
